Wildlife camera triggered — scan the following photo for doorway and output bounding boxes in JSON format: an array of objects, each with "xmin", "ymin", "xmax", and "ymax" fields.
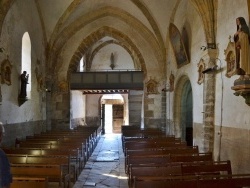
[
  {"xmin": 181, "ymin": 81, "xmax": 193, "ymax": 146},
  {"xmin": 174, "ymin": 76, "xmax": 193, "ymax": 146},
  {"xmin": 101, "ymin": 94, "xmax": 128, "ymax": 134}
]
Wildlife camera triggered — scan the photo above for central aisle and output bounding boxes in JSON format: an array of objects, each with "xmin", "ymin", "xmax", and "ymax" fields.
[{"xmin": 73, "ymin": 133, "xmax": 128, "ymax": 188}]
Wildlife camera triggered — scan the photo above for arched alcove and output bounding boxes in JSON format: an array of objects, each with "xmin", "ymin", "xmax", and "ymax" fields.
[
  {"xmin": 180, "ymin": 80, "xmax": 193, "ymax": 146},
  {"xmin": 21, "ymin": 32, "xmax": 31, "ymax": 98},
  {"xmin": 174, "ymin": 75, "xmax": 193, "ymax": 145}
]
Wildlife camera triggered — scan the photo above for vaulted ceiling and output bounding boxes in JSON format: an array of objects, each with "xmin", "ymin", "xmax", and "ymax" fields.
[{"xmin": 0, "ymin": 0, "xmax": 220, "ymax": 79}]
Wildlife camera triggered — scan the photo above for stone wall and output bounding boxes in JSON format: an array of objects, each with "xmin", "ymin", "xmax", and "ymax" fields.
[
  {"xmin": 214, "ymin": 125, "xmax": 250, "ymax": 174},
  {"xmin": 2, "ymin": 120, "xmax": 45, "ymax": 147}
]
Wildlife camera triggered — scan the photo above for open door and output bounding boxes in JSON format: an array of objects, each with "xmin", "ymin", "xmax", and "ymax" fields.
[{"xmin": 113, "ymin": 104, "xmax": 124, "ymax": 133}]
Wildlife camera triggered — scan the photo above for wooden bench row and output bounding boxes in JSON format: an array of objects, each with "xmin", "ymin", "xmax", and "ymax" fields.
[
  {"xmin": 10, "ymin": 177, "xmax": 49, "ymax": 188},
  {"xmin": 11, "ymin": 164, "xmax": 70, "ymax": 188},
  {"xmin": 128, "ymin": 160, "xmax": 232, "ymax": 187},
  {"xmin": 7, "ymin": 125, "xmax": 101, "ymax": 188},
  {"xmin": 133, "ymin": 174, "xmax": 250, "ymax": 188},
  {"xmin": 121, "ymin": 126, "xmax": 247, "ymax": 188}
]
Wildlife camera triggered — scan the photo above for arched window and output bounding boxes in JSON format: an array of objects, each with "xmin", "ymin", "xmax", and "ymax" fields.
[{"xmin": 21, "ymin": 32, "xmax": 31, "ymax": 98}]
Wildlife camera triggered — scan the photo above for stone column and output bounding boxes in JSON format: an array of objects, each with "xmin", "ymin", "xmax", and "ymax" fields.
[
  {"xmin": 201, "ymin": 49, "xmax": 218, "ymax": 152},
  {"xmin": 128, "ymin": 90, "xmax": 143, "ymax": 126},
  {"xmin": 161, "ymin": 91, "xmax": 167, "ymax": 133},
  {"xmin": 50, "ymin": 81, "xmax": 71, "ymax": 130}
]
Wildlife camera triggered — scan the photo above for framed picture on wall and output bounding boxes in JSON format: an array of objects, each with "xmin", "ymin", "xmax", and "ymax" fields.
[
  {"xmin": 169, "ymin": 23, "xmax": 189, "ymax": 68},
  {"xmin": 1, "ymin": 59, "xmax": 12, "ymax": 85}
]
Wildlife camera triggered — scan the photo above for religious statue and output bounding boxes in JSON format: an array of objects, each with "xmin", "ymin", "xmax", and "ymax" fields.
[
  {"xmin": 110, "ymin": 52, "xmax": 115, "ymax": 70},
  {"xmin": 234, "ymin": 17, "xmax": 250, "ymax": 75},
  {"xmin": 19, "ymin": 71, "xmax": 29, "ymax": 98}
]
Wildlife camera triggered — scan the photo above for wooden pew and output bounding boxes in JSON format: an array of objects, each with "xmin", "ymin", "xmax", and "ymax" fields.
[
  {"xmin": 197, "ymin": 174, "xmax": 250, "ymax": 188},
  {"xmin": 181, "ymin": 160, "xmax": 232, "ymax": 176},
  {"xmin": 24, "ymin": 135, "xmax": 88, "ymax": 158},
  {"xmin": 126, "ymin": 153, "xmax": 213, "ymax": 174},
  {"xmin": 129, "ymin": 160, "xmax": 232, "ymax": 188},
  {"xmin": 122, "ymin": 136, "xmax": 177, "ymax": 150},
  {"xmin": 124, "ymin": 141, "xmax": 187, "ymax": 152},
  {"xmin": 11, "ymin": 177, "xmax": 48, "ymax": 188},
  {"xmin": 18, "ymin": 142, "xmax": 86, "ymax": 159},
  {"xmin": 128, "ymin": 163, "xmax": 182, "ymax": 187},
  {"xmin": 3, "ymin": 148, "xmax": 43, "ymax": 155},
  {"xmin": 11, "ymin": 165, "xmax": 70, "ymax": 188},
  {"xmin": 125, "ymin": 146, "xmax": 199, "ymax": 172},
  {"xmin": 133, "ymin": 175, "xmax": 197, "ymax": 188},
  {"xmin": 122, "ymin": 129, "xmax": 166, "ymax": 141},
  {"xmin": 126, "ymin": 146, "xmax": 199, "ymax": 157},
  {"xmin": 9, "ymin": 125, "xmax": 100, "ymax": 183},
  {"xmin": 7, "ymin": 154, "xmax": 73, "ymax": 186},
  {"xmin": 123, "ymin": 136, "xmax": 176, "ymax": 143},
  {"xmin": 126, "ymin": 154, "xmax": 171, "ymax": 173},
  {"xmin": 132, "ymin": 174, "xmax": 250, "ymax": 188},
  {"xmin": 169, "ymin": 152, "xmax": 213, "ymax": 163}
]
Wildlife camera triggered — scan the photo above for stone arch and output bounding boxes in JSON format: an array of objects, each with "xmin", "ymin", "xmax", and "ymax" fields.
[
  {"xmin": 180, "ymin": 80, "xmax": 193, "ymax": 146},
  {"xmin": 67, "ymin": 26, "xmax": 146, "ymax": 78},
  {"xmin": 173, "ymin": 75, "xmax": 193, "ymax": 141},
  {"xmin": 189, "ymin": 0, "xmax": 218, "ymax": 45},
  {"xmin": 0, "ymin": 0, "xmax": 14, "ymax": 33},
  {"xmin": 49, "ymin": 1, "xmax": 165, "ymax": 63},
  {"xmin": 49, "ymin": 6, "xmax": 163, "ymax": 73}
]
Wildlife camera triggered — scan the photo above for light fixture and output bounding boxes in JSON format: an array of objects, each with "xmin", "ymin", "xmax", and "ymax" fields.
[{"xmin": 202, "ymin": 65, "xmax": 218, "ymax": 74}]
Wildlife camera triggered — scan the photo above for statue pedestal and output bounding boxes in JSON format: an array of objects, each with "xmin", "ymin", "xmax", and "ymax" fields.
[{"xmin": 231, "ymin": 75, "xmax": 250, "ymax": 106}]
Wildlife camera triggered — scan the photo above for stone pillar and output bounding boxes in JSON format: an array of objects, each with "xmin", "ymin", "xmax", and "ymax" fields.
[
  {"xmin": 129, "ymin": 90, "xmax": 143, "ymax": 126},
  {"xmin": 161, "ymin": 91, "xmax": 167, "ymax": 133},
  {"xmin": 51, "ymin": 91, "xmax": 70, "ymax": 130},
  {"xmin": 50, "ymin": 80, "xmax": 71, "ymax": 130},
  {"xmin": 201, "ymin": 49, "xmax": 218, "ymax": 152}
]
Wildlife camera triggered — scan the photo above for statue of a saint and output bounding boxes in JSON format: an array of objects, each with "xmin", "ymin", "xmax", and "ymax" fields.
[
  {"xmin": 19, "ymin": 71, "xmax": 29, "ymax": 98},
  {"xmin": 234, "ymin": 17, "xmax": 250, "ymax": 75}
]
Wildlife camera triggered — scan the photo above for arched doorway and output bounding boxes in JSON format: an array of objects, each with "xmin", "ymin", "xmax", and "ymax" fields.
[
  {"xmin": 174, "ymin": 76, "xmax": 193, "ymax": 146},
  {"xmin": 181, "ymin": 81, "xmax": 193, "ymax": 146},
  {"xmin": 101, "ymin": 94, "xmax": 128, "ymax": 134}
]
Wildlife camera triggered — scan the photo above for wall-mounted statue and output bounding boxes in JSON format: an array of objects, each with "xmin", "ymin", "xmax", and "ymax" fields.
[
  {"xmin": 231, "ymin": 17, "xmax": 250, "ymax": 106},
  {"xmin": 110, "ymin": 52, "xmax": 115, "ymax": 70},
  {"xmin": 234, "ymin": 17, "xmax": 250, "ymax": 75},
  {"xmin": 19, "ymin": 71, "xmax": 29, "ymax": 99},
  {"xmin": 197, "ymin": 59, "xmax": 205, "ymax": 84}
]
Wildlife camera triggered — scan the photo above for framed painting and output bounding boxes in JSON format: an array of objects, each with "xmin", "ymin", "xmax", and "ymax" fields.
[
  {"xmin": 224, "ymin": 39, "xmax": 237, "ymax": 78},
  {"xmin": 169, "ymin": 23, "xmax": 189, "ymax": 68},
  {"xmin": 1, "ymin": 59, "xmax": 12, "ymax": 85}
]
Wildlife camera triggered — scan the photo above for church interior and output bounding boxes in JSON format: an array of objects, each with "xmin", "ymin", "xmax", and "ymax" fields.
[{"xmin": 1, "ymin": 0, "xmax": 250, "ymax": 187}]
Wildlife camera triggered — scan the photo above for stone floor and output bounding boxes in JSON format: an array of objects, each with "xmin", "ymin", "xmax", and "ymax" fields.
[{"xmin": 73, "ymin": 133, "xmax": 128, "ymax": 188}]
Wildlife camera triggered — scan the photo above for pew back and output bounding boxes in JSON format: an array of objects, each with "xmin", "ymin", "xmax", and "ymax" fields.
[{"xmin": 11, "ymin": 177, "xmax": 48, "ymax": 188}]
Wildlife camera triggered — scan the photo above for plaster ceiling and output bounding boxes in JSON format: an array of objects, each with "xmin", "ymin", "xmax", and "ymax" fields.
[{"xmin": 37, "ymin": 0, "xmax": 177, "ymax": 45}]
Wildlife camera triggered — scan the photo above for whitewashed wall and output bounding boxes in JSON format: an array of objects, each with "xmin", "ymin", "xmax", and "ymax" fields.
[{"xmin": 0, "ymin": 0, "xmax": 46, "ymax": 124}]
